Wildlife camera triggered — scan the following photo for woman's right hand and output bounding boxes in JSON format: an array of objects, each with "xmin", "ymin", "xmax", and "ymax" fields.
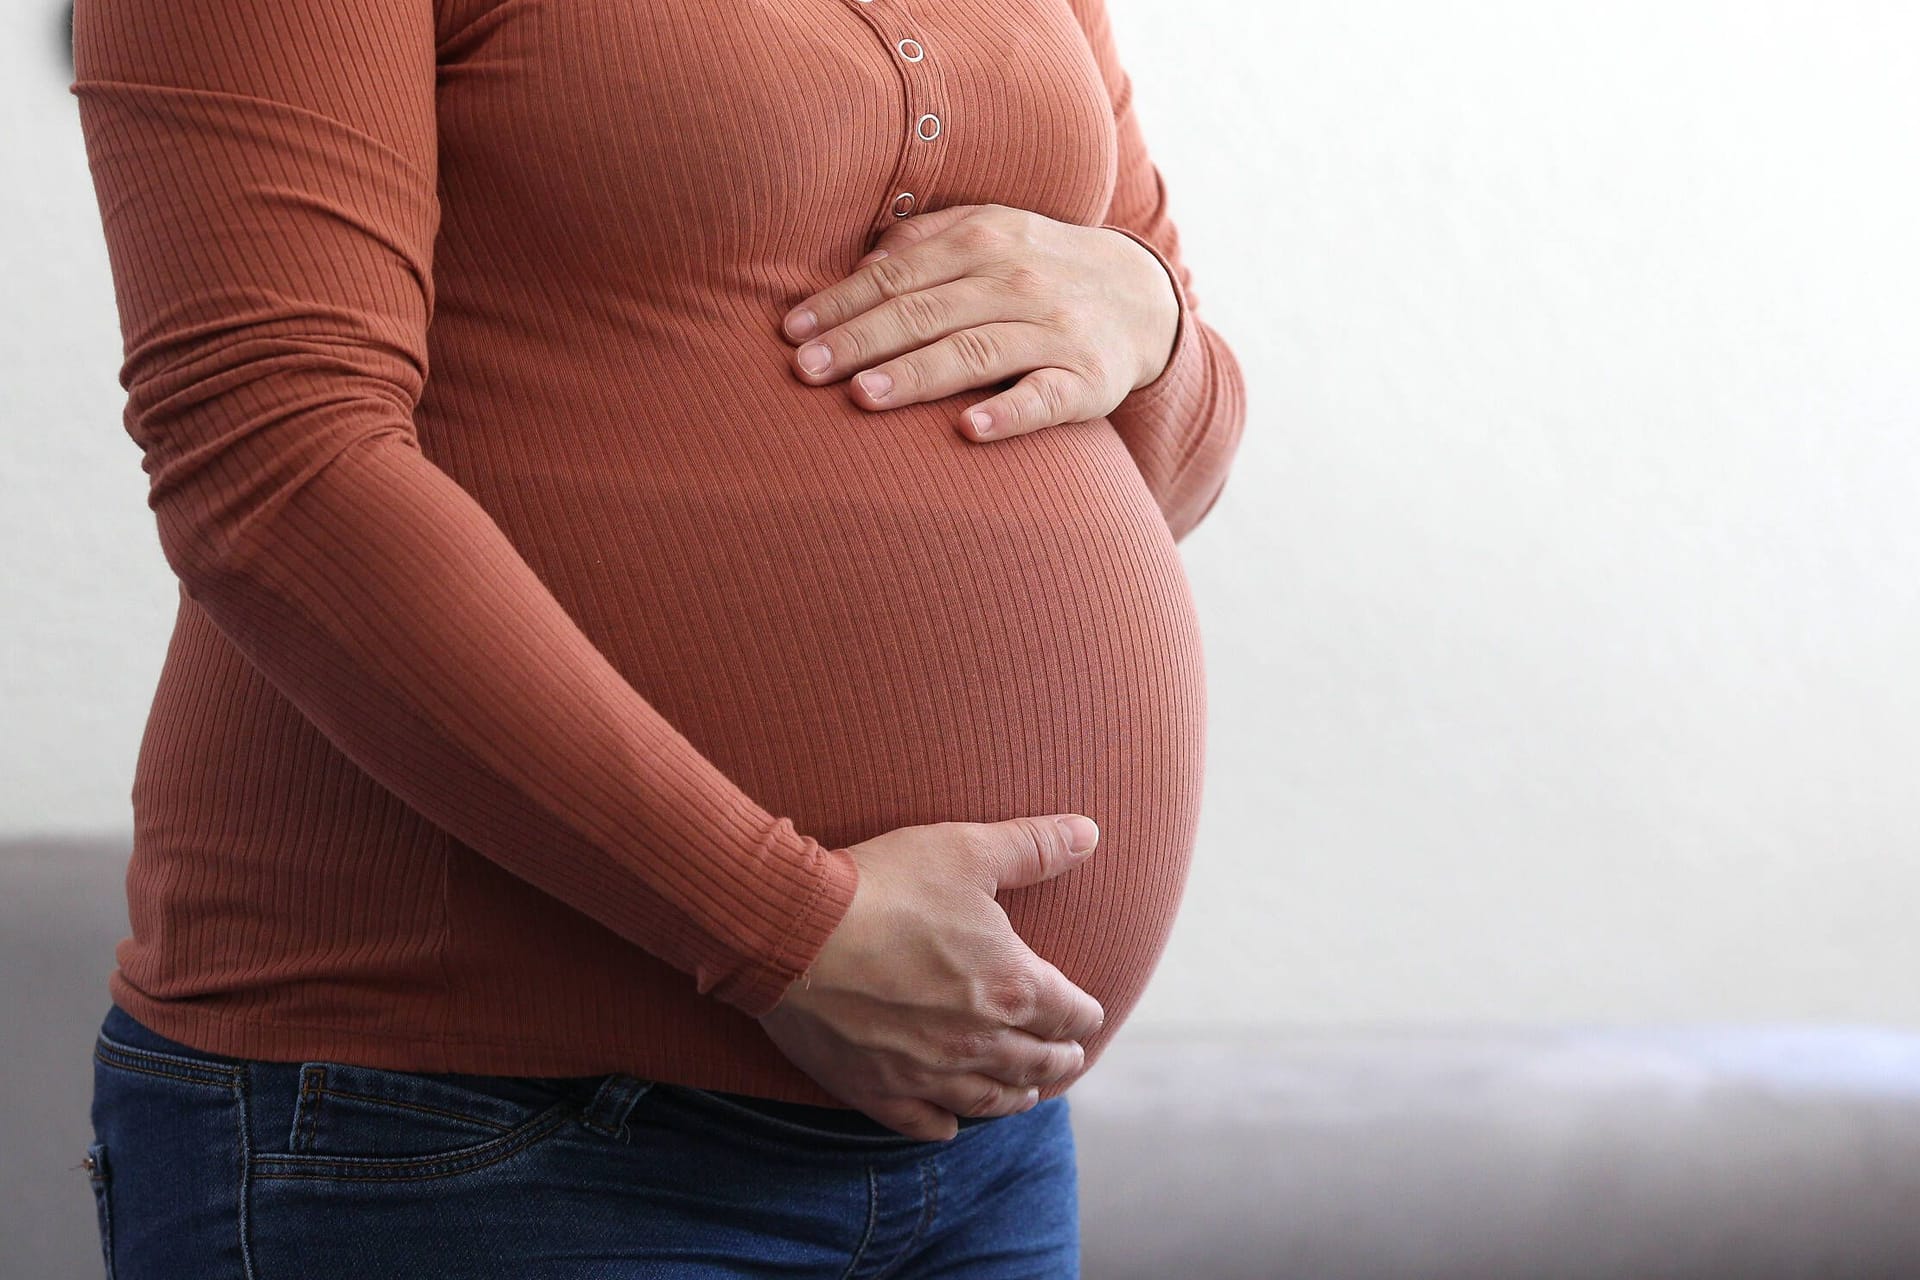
[{"xmin": 754, "ymin": 814, "xmax": 1107, "ymax": 1141}]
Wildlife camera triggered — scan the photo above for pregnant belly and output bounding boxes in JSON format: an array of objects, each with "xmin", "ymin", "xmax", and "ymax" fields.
[{"xmin": 439, "ymin": 375, "xmax": 1208, "ymax": 1059}]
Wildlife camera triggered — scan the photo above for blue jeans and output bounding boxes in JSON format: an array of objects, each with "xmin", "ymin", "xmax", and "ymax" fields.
[{"xmin": 84, "ymin": 1001, "xmax": 1079, "ymax": 1278}]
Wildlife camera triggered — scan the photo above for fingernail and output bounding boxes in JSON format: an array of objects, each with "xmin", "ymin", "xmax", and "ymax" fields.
[
  {"xmin": 856, "ymin": 249, "xmax": 890, "ymax": 266},
  {"xmin": 967, "ymin": 409, "xmax": 994, "ymax": 438},
  {"xmin": 798, "ymin": 342, "xmax": 831, "ymax": 374},
  {"xmin": 785, "ymin": 308, "xmax": 817, "ymax": 340},
  {"xmin": 857, "ymin": 370, "xmax": 892, "ymax": 400},
  {"xmin": 1057, "ymin": 815, "xmax": 1098, "ymax": 853}
]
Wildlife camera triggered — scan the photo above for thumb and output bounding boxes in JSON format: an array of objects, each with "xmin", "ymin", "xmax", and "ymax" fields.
[
  {"xmin": 985, "ymin": 814, "xmax": 1100, "ymax": 891},
  {"xmin": 861, "ymin": 202, "xmax": 990, "ymax": 261}
]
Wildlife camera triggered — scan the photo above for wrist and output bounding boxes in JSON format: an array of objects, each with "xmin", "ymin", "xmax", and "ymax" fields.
[{"xmin": 1101, "ymin": 224, "xmax": 1181, "ymax": 391}]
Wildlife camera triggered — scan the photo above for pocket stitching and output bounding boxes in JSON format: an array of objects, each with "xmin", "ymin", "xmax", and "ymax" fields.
[
  {"xmin": 94, "ymin": 1035, "xmax": 241, "ymax": 1091},
  {"xmin": 315, "ymin": 1083, "xmax": 522, "ymax": 1133},
  {"xmin": 285, "ymin": 1059, "xmax": 552, "ymax": 1157},
  {"xmin": 250, "ymin": 1099, "xmax": 575, "ymax": 1183}
]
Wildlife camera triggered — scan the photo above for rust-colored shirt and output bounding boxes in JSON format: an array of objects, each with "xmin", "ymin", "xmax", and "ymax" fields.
[{"xmin": 69, "ymin": 0, "xmax": 1245, "ymax": 1106}]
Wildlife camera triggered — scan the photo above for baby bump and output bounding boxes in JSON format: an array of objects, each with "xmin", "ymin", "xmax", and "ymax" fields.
[{"xmin": 463, "ymin": 398, "xmax": 1208, "ymax": 1057}]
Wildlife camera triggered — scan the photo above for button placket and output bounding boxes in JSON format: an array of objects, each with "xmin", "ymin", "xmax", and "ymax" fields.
[{"xmin": 839, "ymin": 0, "xmax": 948, "ymax": 231}]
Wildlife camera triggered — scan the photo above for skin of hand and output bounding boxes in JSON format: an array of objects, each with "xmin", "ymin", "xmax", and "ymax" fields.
[
  {"xmin": 778, "ymin": 203, "xmax": 1180, "ymax": 443},
  {"xmin": 755, "ymin": 813, "xmax": 1108, "ymax": 1142}
]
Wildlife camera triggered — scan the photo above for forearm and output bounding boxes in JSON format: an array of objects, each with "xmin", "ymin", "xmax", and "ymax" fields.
[{"xmin": 171, "ymin": 430, "xmax": 861, "ymax": 1015}]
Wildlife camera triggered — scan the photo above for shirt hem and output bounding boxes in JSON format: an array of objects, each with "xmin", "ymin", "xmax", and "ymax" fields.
[{"xmin": 101, "ymin": 975, "xmax": 858, "ymax": 1106}]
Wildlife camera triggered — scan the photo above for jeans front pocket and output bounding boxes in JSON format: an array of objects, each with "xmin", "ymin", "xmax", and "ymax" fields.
[
  {"xmin": 83, "ymin": 1138, "xmax": 114, "ymax": 1279},
  {"xmin": 252, "ymin": 1059, "xmax": 580, "ymax": 1181}
]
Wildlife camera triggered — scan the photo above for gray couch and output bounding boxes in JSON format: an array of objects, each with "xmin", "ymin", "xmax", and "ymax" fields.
[{"xmin": 9, "ymin": 836, "xmax": 1920, "ymax": 1279}]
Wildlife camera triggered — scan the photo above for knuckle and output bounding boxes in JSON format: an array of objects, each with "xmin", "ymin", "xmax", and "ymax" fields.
[
  {"xmin": 945, "ymin": 326, "xmax": 998, "ymax": 377},
  {"xmin": 892, "ymin": 289, "xmax": 945, "ymax": 335},
  {"xmin": 1010, "ymin": 814, "xmax": 1061, "ymax": 859},
  {"xmin": 1063, "ymin": 339, "xmax": 1107, "ymax": 384},
  {"xmin": 1031, "ymin": 371, "xmax": 1071, "ymax": 423},
  {"xmin": 967, "ymin": 1082, "xmax": 1001, "ymax": 1118},
  {"xmin": 950, "ymin": 823, "xmax": 997, "ymax": 869},
  {"xmin": 825, "ymin": 327, "xmax": 869, "ymax": 371},
  {"xmin": 865, "ymin": 254, "xmax": 915, "ymax": 297},
  {"xmin": 991, "ymin": 968, "xmax": 1041, "ymax": 1022},
  {"xmin": 940, "ymin": 1025, "xmax": 990, "ymax": 1066},
  {"xmin": 992, "ymin": 204, "xmax": 1040, "ymax": 241},
  {"xmin": 1037, "ymin": 328, "xmax": 1087, "ymax": 378},
  {"xmin": 1003, "ymin": 263, "xmax": 1046, "ymax": 299},
  {"xmin": 954, "ymin": 217, "xmax": 1004, "ymax": 255}
]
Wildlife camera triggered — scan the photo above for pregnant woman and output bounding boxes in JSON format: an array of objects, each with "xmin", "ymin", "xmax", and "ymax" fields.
[{"xmin": 71, "ymin": 0, "xmax": 1245, "ymax": 1273}]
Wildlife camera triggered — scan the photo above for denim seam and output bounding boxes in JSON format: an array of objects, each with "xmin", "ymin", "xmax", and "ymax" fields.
[
  {"xmin": 236, "ymin": 1060, "xmax": 259, "ymax": 1280},
  {"xmin": 86, "ymin": 1139, "xmax": 114, "ymax": 1280},
  {"xmin": 874, "ymin": 1160, "xmax": 940, "ymax": 1280},
  {"xmin": 837, "ymin": 1165, "xmax": 880, "ymax": 1280}
]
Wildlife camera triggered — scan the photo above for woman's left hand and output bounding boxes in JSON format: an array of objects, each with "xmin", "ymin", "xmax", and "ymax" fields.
[{"xmin": 779, "ymin": 203, "xmax": 1179, "ymax": 442}]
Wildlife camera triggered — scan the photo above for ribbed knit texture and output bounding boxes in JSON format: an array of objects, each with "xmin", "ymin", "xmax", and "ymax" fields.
[{"xmin": 68, "ymin": 0, "xmax": 1245, "ymax": 1107}]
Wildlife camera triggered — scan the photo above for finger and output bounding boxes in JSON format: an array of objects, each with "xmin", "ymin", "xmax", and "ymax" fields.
[
  {"xmin": 782, "ymin": 227, "xmax": 971, "ymax": 347},
  {"xmin": 1011, "ymin": 953, "xmax": 1106, "ymax": 1046},
  {"xmin": 864, "ymin": 202, "xmax": 990, "ymax": 257},
  {"xmin": 958, "ymin": 366, "xmax": 1097, "ymax": 441},
  {"xmin": 977, "ymin": 813, "xmax": 1100, "ymax": 891},
  {"xmin": 850, "ymin": 320, "xmax": 1059, "ymax": 412},
  {"xmin": 791, "ymin": 275, "xmax": 1003, "ymax": 390},
  {"xmin": 979, "ymin": 1028, "xmax": 1087, "ymax": 1089},
  {"xmin": 929, "ymin": 1071, "xmax": 1043, "ymax": 1122},
  {"xmin": 862, "ymin": 1094, "xmax": 961, "ymax": 1143}
]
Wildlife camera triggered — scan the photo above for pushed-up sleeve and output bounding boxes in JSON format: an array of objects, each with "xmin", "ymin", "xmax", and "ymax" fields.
[
  {"xmin": 67, "ymin": 0, "xmax": 858, "ymax": 1018},
  {"xmin": 1070, "ymin": 0, "xmax": 1249, "ymax": 543}
]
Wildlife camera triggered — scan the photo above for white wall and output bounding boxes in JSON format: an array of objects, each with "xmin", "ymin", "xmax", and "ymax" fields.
[{"xmin": 7, "ymin": 2, "xmax": 1918, "ymax": 1030}]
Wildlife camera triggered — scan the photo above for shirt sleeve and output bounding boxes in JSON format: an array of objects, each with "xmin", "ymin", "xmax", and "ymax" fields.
[
  {"xmin": 67, "ymin": 0, "xmax": 858, "ymax": 1019},
  {"xmin": 1070, "ymin": 0, "xmax": 1250, "ymax": 544}
]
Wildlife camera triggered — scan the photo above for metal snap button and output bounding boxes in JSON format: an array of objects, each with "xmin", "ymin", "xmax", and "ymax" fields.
[
  {"xmin": 891, "ymin": 191, "xmax": 916, "ymax": 217},
  {"xmin": 897, "ymin": 38, "xmax": 924, "ymax": 61},
  {"xmin": 916, "ymin": 112, "xmax": 940, "ymax": 141}
]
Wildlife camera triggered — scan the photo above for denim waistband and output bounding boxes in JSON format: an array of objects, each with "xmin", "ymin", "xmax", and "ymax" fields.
[
  {"xmin": 99, "ymin": 1001, "xmax": 247, "ymax": 1064},
  {"xmin": 96, "ymin": 1002, "xmax": 993, "ymax": 1138}
]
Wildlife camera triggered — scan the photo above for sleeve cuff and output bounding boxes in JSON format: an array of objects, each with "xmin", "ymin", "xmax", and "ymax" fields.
[
  {"xmin": 1100, "ymin": 222, "xmax": 1207, "ymax": 416},
  {"xmin": 702, "ymin": 816, "xmax": 863, "ymax": 1018}
]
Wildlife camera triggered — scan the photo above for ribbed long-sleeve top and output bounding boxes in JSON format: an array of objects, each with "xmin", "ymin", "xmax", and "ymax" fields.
[{"xmin": 68, "ymin": 0, "xmax": 1246, "ymax": 1107}]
